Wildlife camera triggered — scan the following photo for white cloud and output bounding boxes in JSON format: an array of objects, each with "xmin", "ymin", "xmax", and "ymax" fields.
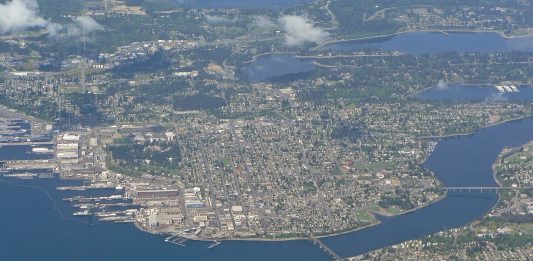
[
  {"xmin": 75, "ymin": 16, "xmax": 102, "ymax": 32},
  {"xmin": 45, "ymin": 22, "xmax": 63, "ymax": 37},
  {"xmin": 436, "ymin": 80, "xmax": 448, "ymax": 90},
  {"xmin": 253, "ymin": 16, "xmax": 276, "ymax": 28},
  {"xmin": 0, "ymin": 0, "xmax": 48, "ymax": 34},
  {"xmin": 278, "ymin": 15, "xmax": 328, "ymax": 47},
  {"xmin": 48, "ymin": 16, "xmax": 103, "ymax": 40},
  {"xmin": 0, "ymin": 0, "xmax": 102, "ymax": 40}
]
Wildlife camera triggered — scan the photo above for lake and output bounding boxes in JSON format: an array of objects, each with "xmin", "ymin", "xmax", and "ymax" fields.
[
  {"xmin": 247, "ymin": 32, "xmax": 533, "ymax": 82},
  {"xmin": 4, "ymin": 30, "xmax": 533, "ymax": 260},
  {"xmin": 415, "ymin": 83, "xmax": 533, "ymax": 102},
  {"xmin": 323, "ymin": 32, "xmax": 533, "ymax": 55},
  {"xmin": 243, "ymin": 54, "xmax": 316, "ymax": 83},
  {"xmin": 175, "ymin": 0, "xmax": 313, "ymax": 9}
]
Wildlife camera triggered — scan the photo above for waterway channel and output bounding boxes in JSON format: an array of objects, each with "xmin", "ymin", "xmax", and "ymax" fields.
[
  {"xmin": 2, "ymin": 117, "xmax": 533, "ymax": 260},
  {"xmin": 3, "ymin": 31, "xmax": 533, "ymax": 260},
  {"xmin": 247, "ymin": 32, "xmax": 533, "ymax": 82}
]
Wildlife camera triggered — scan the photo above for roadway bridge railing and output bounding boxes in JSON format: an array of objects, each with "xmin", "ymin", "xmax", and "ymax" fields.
[{"xmin": 441, "ymin": 186, "xmax": 532, "ymax": 193}]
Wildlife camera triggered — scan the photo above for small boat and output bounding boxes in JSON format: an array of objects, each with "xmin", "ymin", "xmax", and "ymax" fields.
[
  {"xmin": 73, "ymin": 209, "xmax": 92, "ymax": 216},
  {"xmin": 208, "ymin": 241, "xmax": 221, "ymax": 249}
]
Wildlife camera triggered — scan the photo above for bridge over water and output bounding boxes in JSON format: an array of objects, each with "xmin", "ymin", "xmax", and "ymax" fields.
[
  {"xmin": 442, "ymin": 186, "xmax": 532, "ymax": 193},
  {"xmin": 305, "ymin": 232, "xmax": 343, "ymax": 260}
]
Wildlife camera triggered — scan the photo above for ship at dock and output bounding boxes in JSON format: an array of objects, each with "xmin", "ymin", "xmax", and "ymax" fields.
[
  {"xmin": 31, "ymin": 147, "xmax": 54, "ymax": 154},
  {"xmin": 73, "ymin": 208, "xmax": 93, "ymax": 216}
]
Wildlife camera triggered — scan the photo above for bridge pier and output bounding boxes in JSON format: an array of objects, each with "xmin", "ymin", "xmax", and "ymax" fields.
[{"xmin": 305, "ymin": 232, "xmax": 343, "ymax": 261}]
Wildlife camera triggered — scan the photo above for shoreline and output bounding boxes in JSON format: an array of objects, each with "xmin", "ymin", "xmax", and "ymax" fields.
[
  {"xmin": 346, "ymin": 124, "xmax": 533, "ymax": 260},
  {"xmin": 314, "ymin": 28, "xmax": 533, "ymax": 50},
  {"xmin": 137, "ymin": 136, "xmax": 533, "ymax": 249},
  {"xmin": 344, "ymin": 120, "xmax": 533, "ymax": 260},
  {"xmin": 242, "ymin": 51, "xmax": 297, "ymax": 64},
  {"xmin": 418, "ymin": 114, "xmax": 533, "ymax": 140},
  {"xmin": 136, "ymin": 116, "xmax": 533, "ymax": 244},
  {"xmin": 145, "ymin": 194, "xmax": 449, "ymax": 243},
  {"xmin": 417, "ymin": 131, "xmax": 476, "ymax": 140},
  {"xmin": 407, "ymin": 81, "xmax": 533, "ymax": 98},
  {"xmin": 370, "ymin": 193, "xmax": 447, "ymax": 218},
  {"xmin": 2, "ymin": 91, "xmax": 531, "ymax": 253},
  {"xmin": 490, "ymin": 140, "xmax": 533, "ymax": 207}
]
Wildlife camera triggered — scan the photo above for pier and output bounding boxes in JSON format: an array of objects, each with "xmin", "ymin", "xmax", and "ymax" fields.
[
  {"xmin": 164, "ymin": 235, "xmax": 188, "ymax": 247},
  {"xmin": 57, "ymin": 185, "xmax": 117, "ymax": 191},
  {"xmin": 1, "ymin": 159, "xmax": 56, "ymax": 170},
  {"xmin": 305, "ymin": 232, "xmax": 343, "ymax": 260},
  {"xmin": 0, "ymin": 141, "xmax": 54, "ymax": 147}
]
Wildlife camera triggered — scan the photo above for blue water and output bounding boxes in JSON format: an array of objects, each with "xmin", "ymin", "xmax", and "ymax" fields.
[
  {"xmin": 0, "ymin": 145, "xmax": 329, "ymax": 261},
  {"xmin": 2, "ymin": 117, "xmax": 533, "ymax": 260},
  {"xmin": 323, "ymin": 116, "xmax": 533, "ymax": 257},
  {"xmin": 244, "ymin": 54, "xmax": 316, "ymax": 82},
  {"xmin": 0, "ymin": 178, "xmax": 328, "ymax": 261},
  {"xmin": 176, "ymin": 0, "xmax": 313, "ymax": 9},
  {"xmin": 247, "ymin": 32, "xmax": 533, "ymax": 82},
  {"xmin": 324, "ymin": 32, "xmax": 533, "ymax": 55},
  {"xmin": 416, "ymin": 83, "xmax": 533, "ymax": 102},
  {"xmin": 0, "ymin": 145, "xmax": 52, "ymax": 161}
]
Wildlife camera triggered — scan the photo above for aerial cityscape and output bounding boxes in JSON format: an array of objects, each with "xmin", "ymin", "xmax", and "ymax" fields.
[{"xmin": 0, "ymin": 0, "xmax": 532, "ymax": 260}]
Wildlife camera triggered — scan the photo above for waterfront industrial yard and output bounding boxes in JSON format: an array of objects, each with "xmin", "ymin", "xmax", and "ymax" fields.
[{"xmin": 2, "ymin": 0, "xmax": 533, "ymax": 259}]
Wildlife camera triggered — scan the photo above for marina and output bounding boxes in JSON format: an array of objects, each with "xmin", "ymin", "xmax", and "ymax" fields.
[
  {"xmin": 415, "ymin": 83, "xmax": 533, "ymax": 102},
  {"xmin": 1, "ymin": 172, "xmax": 57, "ymax": 179},
  {"xmin": 0, "ymin": 176, "xmax": 329, "ymax": 261},
  {"xmin": 73, "ymin": 209, "xmax": 92, "ymax": 216},
  {"xmin": 0, "ymin": 100, "xmax": 532, "ymax": 260},
  {"xmin": 165, "ymin": 235, "xmax": 189, "ymax": 247},
  {"xmin": 495, "ymin": 85, "xmax": 520, "ymax": 93},
  {"xmin": 63, "ymin": 195, "xmax": 125, "ymax": 202},
  {"xmin": 1, "ymin": 24, "xmax": 533, "ymax": 259}
]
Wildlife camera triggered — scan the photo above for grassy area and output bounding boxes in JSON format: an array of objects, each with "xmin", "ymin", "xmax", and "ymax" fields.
[
  {"xmin": 355, "ymin": 208, "xmax": 377, "ymax": 223},
  {"xmin": 105, "ymin": 137, "xmax": 182, "ymax": 178}
]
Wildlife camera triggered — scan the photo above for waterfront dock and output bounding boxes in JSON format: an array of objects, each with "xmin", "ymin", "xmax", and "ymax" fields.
[
  {"xmin": 0, "ymin": 141, "xmax": 54, "ymax": 147},
  {"xmin": 63, "ymin": 195, "xmax": 125, "ymax": 202},
  {"xmin": 57, "ymin": 184, "xmax": 117, "ymax": 191},
  {"xmin": 2, "ymin": 159, "xmax": 56, "ymax": 170},
  {"xmin": 165, "ymin": 235, "xmax": 188, "ymax": 247}
]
